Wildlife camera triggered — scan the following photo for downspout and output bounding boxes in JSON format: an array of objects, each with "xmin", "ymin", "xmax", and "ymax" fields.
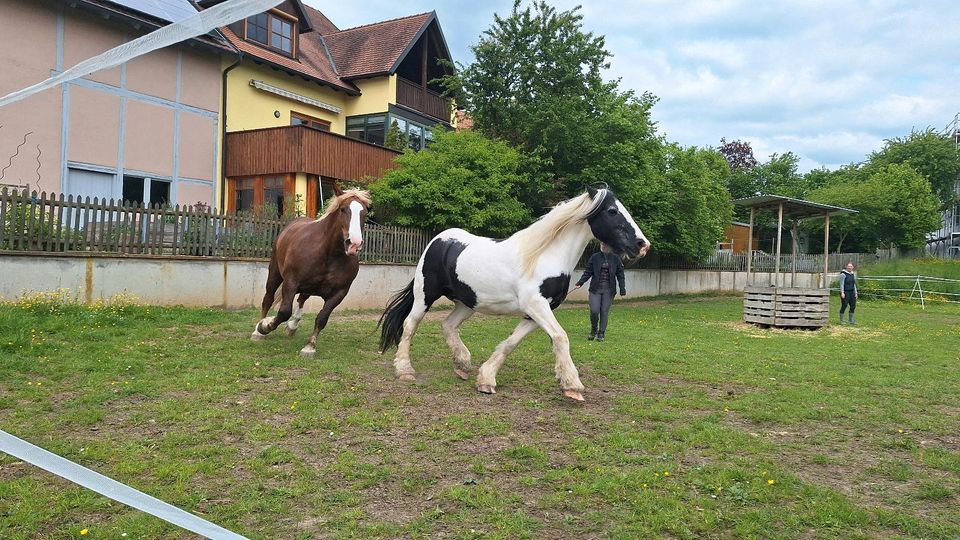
[{"xmin": 219, "ymin": 37, "xmax": 243, "ymax": 212}]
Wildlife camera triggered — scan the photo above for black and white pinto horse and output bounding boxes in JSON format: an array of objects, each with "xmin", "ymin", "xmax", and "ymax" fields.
[{"xmin": 378, "ymin": 187, "xmax": 650, "ymax": 402}]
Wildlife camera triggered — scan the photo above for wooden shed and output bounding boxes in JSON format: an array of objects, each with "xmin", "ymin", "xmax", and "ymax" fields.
[{"xmin": 734, "ymin": 195, "xmax": 857, "ymax": 328}]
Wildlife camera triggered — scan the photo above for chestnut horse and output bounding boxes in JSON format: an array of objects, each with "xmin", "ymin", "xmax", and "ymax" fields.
[{"xmin": 251, "ymin": 189, "xmax": 371, "ymax": 357}]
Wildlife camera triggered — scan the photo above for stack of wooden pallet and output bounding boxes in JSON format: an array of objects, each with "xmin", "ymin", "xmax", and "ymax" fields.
[{"xmin": 743, "ymin": 286, "xmax": 830, "ymax": 328}]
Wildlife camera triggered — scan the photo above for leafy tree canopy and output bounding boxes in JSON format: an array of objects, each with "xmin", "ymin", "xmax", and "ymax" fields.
[
  {"xmin": 807, "ymin": 163, "xmax": 941, "ymax": 251},
  {"xmin": 868, "ymin": 128, "xmax": 960, "ymax": 207},
  {"xmin": 369, "ymin": 130, "xmax": 532, "ymax": 237}
]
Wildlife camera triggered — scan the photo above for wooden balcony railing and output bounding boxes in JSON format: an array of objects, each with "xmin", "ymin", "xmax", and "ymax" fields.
[
  {"xmin": 225, "ymin": 125, "xmax": 401, "ymax": 181},
  {"xmin": 396, "ymin": 77, "xmax": 452, "ymax": 122}
]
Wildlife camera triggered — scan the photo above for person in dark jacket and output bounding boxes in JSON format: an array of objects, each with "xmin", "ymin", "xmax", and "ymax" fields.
[
  {"xmin": 574, "ymin": 243, "xmax": 626, "ymax": 341},
  {"xmin": 838, "ymin": 261, "xmax": 858, "ymax": 325}
]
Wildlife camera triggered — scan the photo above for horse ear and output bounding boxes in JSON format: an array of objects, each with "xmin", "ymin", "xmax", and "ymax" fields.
[{"xmin": 587, "ymin": 186, "xmax": 598, "ymax": 199}]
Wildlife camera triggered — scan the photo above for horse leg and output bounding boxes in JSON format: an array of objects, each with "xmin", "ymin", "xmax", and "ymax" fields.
[
  {"xmin": 442, "ymin": 302, "xmax": 475, "ymax": 380},
  {"xmin": 252, "ymin": 260, "xmax": 283, "ymax": 341},
  {"xmin": 524, "ymin": 300, "xmax": 585, "ymax": 402},
  {"xmin": 476, "ymin": 318, "xmax": 539, "ymax": 394},
  {"xmin": 394, "ymin": 302, "xmax": 428, "ymax": 381},
  {"xmin": 299, "ymin": 289, "xmax": 347, "ymax": 358},
  {"xmin": 255, "ymin": 281, "xmax": 297, "ymax": 337},
  {"xmin": 285, "ymin": 294, "xmax": 309, "ymax": 337}
]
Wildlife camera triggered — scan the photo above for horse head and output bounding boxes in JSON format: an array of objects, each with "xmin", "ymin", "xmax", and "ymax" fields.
[
  {"xmin": 329, "ymin": 189, "xmax": 372, "ymax": 256},
  {"xmin": 585, "ymin": 186, "xmax": 650, "ymax": 259}
]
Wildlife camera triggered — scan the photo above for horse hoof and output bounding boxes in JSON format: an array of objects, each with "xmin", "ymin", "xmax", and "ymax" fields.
[
  {"xmin": 284, "ymin": 326, "xmax": 298, "ymax": 337},
  {"xmin": 563, "ymin": 390, "xmax": 585, "ymax": 402},
  {"xmin": 250, "ymin": 331, "xmax": 266, "ymax": 342},
  {"xmin": 299, "ymin": 347, "xmax": 315, "ymax": 358},
  {"xmin": 477, "ymin": 384, "xmax": 496, "ymax": 395},
  {"xmin": 397, "ymin": 373, "xmax": 417, "ymax": 382},
  {"xmin": 454, "ymin": 368, "xmax": 470, "ymax": 381}
]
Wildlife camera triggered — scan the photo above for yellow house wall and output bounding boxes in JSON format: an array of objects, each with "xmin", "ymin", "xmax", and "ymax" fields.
[
  {"xmin": 224, "ymin": 60, "xmax": 352, "ymax": 134},
  {"xmin": 295, "ymin": 172, "xmax": 308, "ymax": 215},
  {"xmin": 343, "ymin": 75, "xmax": 395, "ymax": 117}
]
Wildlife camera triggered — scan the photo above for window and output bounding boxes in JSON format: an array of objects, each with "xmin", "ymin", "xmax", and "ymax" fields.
[
  {"xmin": 229, "ymin": 175, "xmax": 295, "ymax": 216},
  {"xmin": 408, "ymin": 124, "xmax": 423, "ymax": 151},
  {"xmin": 347, "ymin": 113, "xmax": 439, "ymax": 150},
  {"xmin": 291, "ymin": 112, "xmax": 331, "ymax": 131},
  {"xmin": 263, "ymin": 176, "xmax": 285, "ymax": 218},
  {"xmin": 245, "ymin": 11, "xmax": 296, "ymax": 56},
  {"xmin": 150, "ymin": 180, "xmax": 171, "ymax": 207},
  {"xmin": 271, "ymin": 16, "xmax": 293, "ymax": 54},
  {"xmin": 346, "ymin": 115, "xmax": 386, "ymax": 146},
  {"xmin": 122, "ymin": 176, "xmax": 170, "ymax": 207},
  {"xmin": 122, "ymin": 176, "xmax": 144, "ymax": 204},
  {"xmin": 234, "ymin": 178, "xmax": 255, "ymax": 213},
  {"xmin": 246, "ymin": 13, "xmax": 269, "ymax": 46}
]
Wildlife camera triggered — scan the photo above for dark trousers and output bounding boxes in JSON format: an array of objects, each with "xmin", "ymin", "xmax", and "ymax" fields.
[
  {"xmin": 589, "ymin": 288, "xmax": 613, "ymax": 334},
  {"xmin": 840, "ymin": 292, "xmax": 856, "ymax": 314}
]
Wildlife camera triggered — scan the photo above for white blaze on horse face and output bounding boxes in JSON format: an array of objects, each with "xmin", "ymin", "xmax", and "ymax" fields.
[
  {"xmin": 346, "ymin": 201, "xmax": 364, "ymax": 255},
  {"xmin": 615, "ymin": 200, "xmax": 650, "ymax": 256}
]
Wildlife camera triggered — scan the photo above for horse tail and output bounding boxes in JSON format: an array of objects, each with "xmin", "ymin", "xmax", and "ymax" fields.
[{"xmin": 378, "ymin": 279, "xmax": 415, "ymax": 352}]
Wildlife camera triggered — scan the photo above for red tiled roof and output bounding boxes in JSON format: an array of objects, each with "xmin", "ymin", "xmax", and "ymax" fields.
[
  {"xmin": 219, "ymin": 9, "xmax": 438, "ymax": 93},
  {"xmin": 221, "ymin": 27, "xmax": 359, "ymax": 95},
  {"xmin": 301, "ymin": 4, "xmax": 338, "ymax": 35},
  {"xmin": 323, "ymin": 12, "xmax": 434, "ymax": 79}
]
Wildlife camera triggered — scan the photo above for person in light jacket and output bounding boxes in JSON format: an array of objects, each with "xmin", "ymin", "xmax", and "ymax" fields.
[
  {"xmin": 574, "ymin": 243, "xmax": 626, "ymax": 341},
  {"xmin": 838, "ymin": 261, "xmax": 858, "ymax": 325}
]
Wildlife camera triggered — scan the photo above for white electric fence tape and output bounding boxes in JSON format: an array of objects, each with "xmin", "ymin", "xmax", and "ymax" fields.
[
  {"xmin": 0, "ymin": 429, "xmax": 248, "ymax": 539},
  {"xmin": 0, "ymin": 0, "xmax": 283, "ymax": 108}
]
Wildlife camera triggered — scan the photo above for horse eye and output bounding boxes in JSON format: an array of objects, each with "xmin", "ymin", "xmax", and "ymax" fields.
[{"xmin": 607, "ymin": 207, "xmax": 618, "ymax": 215}]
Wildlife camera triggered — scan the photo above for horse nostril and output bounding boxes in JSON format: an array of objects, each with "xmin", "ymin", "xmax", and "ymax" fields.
[{"xmin": 637, "ymin": 239, "xmax": 647, "ymax": 248}]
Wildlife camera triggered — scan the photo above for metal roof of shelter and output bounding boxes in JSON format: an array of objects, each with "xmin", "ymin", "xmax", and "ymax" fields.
[{"xmin": 733, "ymin": 194, "xmax": 857, "ymax": 219}]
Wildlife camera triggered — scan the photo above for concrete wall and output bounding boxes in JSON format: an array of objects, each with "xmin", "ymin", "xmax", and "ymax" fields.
[{"xmin": 0, "ymin": 253, "xmax": 830, "ymax": 312}]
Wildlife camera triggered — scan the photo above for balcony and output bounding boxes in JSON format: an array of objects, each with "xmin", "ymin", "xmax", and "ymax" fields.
[
  {"xmin": 225, "ymin": 125, "xmax": 401, "ymax": 182},
  {"xmin": 396, "ymin": 77, "xmax": 452, "ymax": 123}
]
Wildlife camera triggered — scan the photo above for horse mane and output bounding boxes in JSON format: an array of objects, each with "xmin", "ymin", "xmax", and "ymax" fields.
[
  {"xmin": 511, "ymin": 190, "xmax": 607, "ymax": 276},
  {"xmin": 317, "ymin": 189, "xmax": 372, "ymax": 221}
]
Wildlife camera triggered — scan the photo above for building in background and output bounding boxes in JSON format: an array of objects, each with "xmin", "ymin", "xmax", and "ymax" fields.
[
  {"xmin": 209, "ymin": 0, "xmax": 455, "ymax": 217},
  {"xmin": 0, "ymin": 0, "xmax": 228, "ymax": 209},
  {"xmin": 928, "ymin": 113, "xmax": 960, "ymax": 257}
]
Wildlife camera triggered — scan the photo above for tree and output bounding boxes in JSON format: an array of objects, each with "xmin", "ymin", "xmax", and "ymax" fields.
[
  {"xmin": 718, "ymin": 138, "xmax": 758, "ymax": 172},
  {"xmin": 869, "ymin": 128, "xmax": 960, "ymax": 207},
  {"xmin": 807, "ymin": 163, "xmax": 941, "ymax": 251},
  {"xmin": 369, "ymin": 130, "xmax": 532, "ymax": 237},
  {"xmin": 653, "ymin": 144, "xmax": 734, "ymax": 259},
  {"xmin": 441, "ymin": 1, "xmax": 650, "ymax": 202},
  {"xmin": 437, "ymin": 1, "xmax": 732, "ymax": 260}
]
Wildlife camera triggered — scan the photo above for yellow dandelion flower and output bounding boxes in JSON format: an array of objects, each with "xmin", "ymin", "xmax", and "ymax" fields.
[
  {"xmin": 897, "ymin": 429, "xmax": 904, "ymax": 434},
  {"xmin": 663, "ymin": 471, "xmax": 670, "ymax": 476},
  {"xmin": 767, "ymin": 479, "xmax": 775, "ymax": 485},
  {"xmin": 642, "ymin": 483, "xmax": 648, "ymax": 488},
  {"xmin": 80, "ymin": 529, "xmax": 89, "ymax": 536}
]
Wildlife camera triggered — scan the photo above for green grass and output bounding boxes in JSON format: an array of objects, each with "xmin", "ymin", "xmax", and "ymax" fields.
[
  {"xmin": 861, "ymin": 257, "xmax": 960, "ymax": 280},
  {"xmin": 1, "ymin": 292, "xmax": 959, "ymax": 539}
]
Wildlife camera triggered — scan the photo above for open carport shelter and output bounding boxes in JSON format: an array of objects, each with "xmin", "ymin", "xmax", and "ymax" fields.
[{"xmin": 734, "ymin": 195, "xmax": 857, "ymax": 328}]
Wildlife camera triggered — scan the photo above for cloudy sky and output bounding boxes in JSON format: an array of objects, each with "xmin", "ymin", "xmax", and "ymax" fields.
[{"xmin": 310, "ymin": 1, "xmax": 959, "ymax": 172}]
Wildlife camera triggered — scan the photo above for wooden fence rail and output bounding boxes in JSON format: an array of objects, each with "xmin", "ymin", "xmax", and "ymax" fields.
[
  {"xmin": 1, "ymin": 189, "xmax": 891, "ymax": 270},
  {"xmin": 0, "ymin": 189, "xmax": 433, "ymax": 262}
]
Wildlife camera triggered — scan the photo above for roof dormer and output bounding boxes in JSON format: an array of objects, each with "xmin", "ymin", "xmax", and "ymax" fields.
[{"xmin": 202, "ymin": 0, "xmax": 314, "ymax": 58}]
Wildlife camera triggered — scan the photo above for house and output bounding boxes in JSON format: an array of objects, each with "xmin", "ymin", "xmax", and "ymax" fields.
[
  {"xmin": 927, "ymin": 114, "xmax": 960, "ymax": 257},
  {"xmin": 0, "ymin": 0, "xmax": 228, "ymax": 208},
  {"xmin": 721, "ymin": 222, "xmax": 758, "ymax": 253},
  {"xmin": 207, "ymin": 0, "xmax": 455, "ymax": 217}
]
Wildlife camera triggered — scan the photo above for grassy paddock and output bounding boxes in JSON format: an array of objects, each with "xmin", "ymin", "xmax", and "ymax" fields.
[{"xmin": 1, "ymin": 292, "xmax": 958, "ymax": 539}]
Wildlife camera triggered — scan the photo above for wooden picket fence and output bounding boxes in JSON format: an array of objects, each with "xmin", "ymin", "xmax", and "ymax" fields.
[{"xmin": 0, "ymin": 189, "xmax": 433, "ymax": 262}]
